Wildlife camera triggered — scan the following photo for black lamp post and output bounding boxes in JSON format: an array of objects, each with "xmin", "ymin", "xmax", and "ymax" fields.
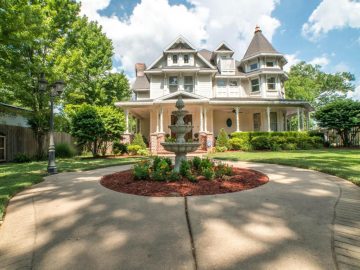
[{"xmin": 38, "ymin": 73, "xmax": 65, "ymax": 174}]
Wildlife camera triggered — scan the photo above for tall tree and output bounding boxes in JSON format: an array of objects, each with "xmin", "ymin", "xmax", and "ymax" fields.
[{"xmin": 285, "ymin": 62, "xmax": 355, "ymax": 107}]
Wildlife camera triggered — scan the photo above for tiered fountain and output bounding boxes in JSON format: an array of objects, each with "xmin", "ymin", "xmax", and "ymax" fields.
[{"xmin": 161, "ymin": 95, "xmax": 200, "ymax": 172}]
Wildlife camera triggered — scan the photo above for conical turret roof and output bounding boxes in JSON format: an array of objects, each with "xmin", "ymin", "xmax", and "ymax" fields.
[{"xmin": 243, "ymin": 26, "xmax": 279, "ymax": 60}]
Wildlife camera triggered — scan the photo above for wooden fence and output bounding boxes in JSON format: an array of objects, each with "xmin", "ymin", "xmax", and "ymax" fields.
[
  {"xmin": 0, "ymin": 124, "xmax": 75, "ymax": 161},
  {"xmin": 324, "ymin": 128, "xmax": 360, "ymax": 147}
]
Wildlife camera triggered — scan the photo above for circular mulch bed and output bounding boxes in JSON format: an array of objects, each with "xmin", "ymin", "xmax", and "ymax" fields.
[{"xmin": 100, "ymin": 167, "xmax": 269, "ymax": 197}]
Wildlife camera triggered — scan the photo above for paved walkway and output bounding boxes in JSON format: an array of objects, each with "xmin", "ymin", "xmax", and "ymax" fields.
[{"xmin": 0, "ymin": 162, "xmax": 359, "ymax": 270}]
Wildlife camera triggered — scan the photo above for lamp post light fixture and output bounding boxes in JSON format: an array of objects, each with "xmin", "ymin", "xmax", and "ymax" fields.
[{"xmin": 38, "ymin": 73, "xmax": 65, "ymax": 174}]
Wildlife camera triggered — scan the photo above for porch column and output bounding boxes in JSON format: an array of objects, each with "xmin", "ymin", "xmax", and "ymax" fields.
[
  {"xmin": 204, "ymin": 107, "xmax": 207, "ymax": 132},
  {"xmin": 156, "ymin": 109, "xmax": 159, "ymax": 133},
  {"xmin": 235, "ymin": 107, "xmax": 240, "ymax": 132},
  {"xmin": 200, "ymin": 106, "xmax": 203, "ymax": 132},
  {"xmin": 159, "ymin": 106, "xmax": 164, "ymax": 133},
  {"xmin": 306, "ymin": 110, "xmax": 310, "ymax": 130},
  {"xmin": 266, "ymin": 106, "xmax": 271, "ymax": 132},
  {"xmin": 125, "ymin": 108, "xmax": 129, "ymax": 133},
  {"xmin": 297, "ymin": 107, "xmax": 301, "ymax": 131},
  {"xmin": 301, "ymin": 108, "xmax": 305, "ymax": 131},
  {"xmin": 283, "ymin": 112, "xmax": 287, "ymax": 131}
]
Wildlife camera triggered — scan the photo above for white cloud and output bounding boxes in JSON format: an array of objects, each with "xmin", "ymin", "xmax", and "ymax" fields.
[
  {"xmin": 348, "ymin": 85, "xmax": 360, "ymax": 100},
  {"xmin": 79, "ymin": 0, "xmax": 280, "ymax": 76},
  {"xmin": 283, "ymin": 52, "xmax": 301, "ymax": 72},
  {"xmin": 309, "ymin": 55, "xmax": 330, "ymax": 67},
  {"xmin": 302, "ymin": 0, "xmax": 360, "ymax": 41},
  {"xmin": 333, "ymin": 62, "xmax": 350, "ymax": 73}
]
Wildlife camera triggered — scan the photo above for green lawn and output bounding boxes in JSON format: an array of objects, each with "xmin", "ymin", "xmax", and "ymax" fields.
[
  {"xmin": 0, "ymin": 157, "xmax": 141, "ymax": 221},
  {"xmin": 209, "ymin": 149, "xmax": 360, "ymax": 186}
]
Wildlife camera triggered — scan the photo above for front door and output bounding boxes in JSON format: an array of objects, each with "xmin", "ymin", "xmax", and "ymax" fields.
[{"xmin": 171, "ymin": 114, "xmax": 193, "ymax": 141}]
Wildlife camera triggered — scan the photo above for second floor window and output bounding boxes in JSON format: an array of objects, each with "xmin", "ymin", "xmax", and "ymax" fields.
[
  {"xmin": 251, "ymin": 78, "xmax": 260, "ymax": 92},
  {"xmin": 169, "ymin": 76, "xmax": 178, "ymax": 92},
  {"xmin": 229, "ymin": 80, "xmax": 238, "ymax": 87},
  {"xmin": 184, "ymin": 76, "xmax": 193, "ymax": 92},
  {"xmin": 267, "ymin": 77, "xmax": 276, "ymax": 90},
  {"xmin": 250, "ymin": 62, "xmax": 258, "ymax": 71},
  {"xmin": 217, "ymin": 79, "xmax": 226, "ymax": 87},
  {"xmin": 172, "ymin": 55, "xmax": 178, "ymax": 64},
  {"xmin": 184, "ymin": 55, "xmax": 189, "ymax": 64}
]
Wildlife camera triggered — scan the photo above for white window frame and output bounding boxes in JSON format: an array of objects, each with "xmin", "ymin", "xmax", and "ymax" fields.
[
  {"xmin": 266, "ymin": 61, "xmax": 275, "ymax": 67},
  {"xmin": 172, "ymin": 54, "xmax": 178, "ymax": 64},
  {"xmin": 267, "ymin": 76, "xmax": 276, "ymax": 91},
  {"xmin": 0, "ymin": 135, "xmax": 6, "ymax": 162},
  {"xmin": 184, "ymin": 76, "xmax": 193, "ymax": 92},
  {"xmin": 251, "ymin": 78, "xmax": 260, "ymax": 92},
  {"xmin": 249, "ymin": 61, "xmax": 259, "ymax": 71},
  {"xmin": 169, "ymin": 76, "xmax": 178, "ymax": 92},
  {"xmin": 183, "ymin": 54, "xmax": 189, "ymax": 64}
]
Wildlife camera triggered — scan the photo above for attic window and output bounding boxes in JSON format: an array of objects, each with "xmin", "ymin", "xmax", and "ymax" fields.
[
  {"xmin": 172, "ymin": 55, "xmax": 178, "ymax": 64},
  {"xmin": 184, "ymin": 55, "xmax": 189, "ymax": 64},
  {"xmin": 250, "ymin": 62, "xmax": 258, "ymax": 71},
  {"xmin": 266, "ymin": 61, "xmax": 275, "ymax": 67}
]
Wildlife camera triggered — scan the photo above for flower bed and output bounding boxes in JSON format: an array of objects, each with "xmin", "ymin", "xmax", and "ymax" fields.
[{"xmin": 100, "ymin": 157, "xmax": 269, "ymax": 196}]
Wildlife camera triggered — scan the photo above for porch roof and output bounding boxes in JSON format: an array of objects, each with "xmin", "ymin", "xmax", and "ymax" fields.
[{"xmin": 115, "ymin": 97, "xmax": 313, "ymax": 110}]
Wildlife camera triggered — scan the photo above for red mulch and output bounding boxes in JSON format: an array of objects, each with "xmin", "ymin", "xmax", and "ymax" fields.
[{"xmin": 100, "ymin": 167, "xmax": 269, "ymax": 197}]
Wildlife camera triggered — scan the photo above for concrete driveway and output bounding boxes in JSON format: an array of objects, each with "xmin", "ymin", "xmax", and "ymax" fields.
[{"xmin": 0, "ymin": 162, "xmax": 359, "ymax": 270}]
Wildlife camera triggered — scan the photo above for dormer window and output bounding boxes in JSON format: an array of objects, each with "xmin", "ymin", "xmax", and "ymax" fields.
[
  {"xmin": 172, "ymin": 55, "xmax": 178, "ymax": 64},
  {"xmin": 266, "ymin": 61, "xmax": 274, "ymax": 67},
  {"xmin": 184, "ymin": 55, "xmax": 189, "ymax": 64},
  {"xmin": 250, "ymin": 62, "xmax": 258, "ymax": 71},
  {"xmin": 169, "ymin": 76, "xmax": 178, "ymax": 92}
]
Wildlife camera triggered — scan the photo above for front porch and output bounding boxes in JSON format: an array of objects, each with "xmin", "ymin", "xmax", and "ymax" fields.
[{"xmin": 116, "ymin": 93, "xmax": 312, "ymax": 155}]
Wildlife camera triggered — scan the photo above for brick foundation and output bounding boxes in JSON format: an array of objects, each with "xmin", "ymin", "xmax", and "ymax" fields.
[{"xmin": 121, "ymin": 133, "xmax": 133, "ymax": 144}]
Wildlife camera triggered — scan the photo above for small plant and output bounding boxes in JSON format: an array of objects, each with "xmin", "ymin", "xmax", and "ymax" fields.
[
  {"xmin": 133, "ymin": 161, "xmax": 150, "ymax": 180},
  {"xmin": 192, "ymin": 156, "xmax": 202, "ymax": 171},
  {"xmin": 156, "ymin": 159, "xmax": 171, "ymax": 173},
  {"xmin": 186, "ymin": 171, "xmax": 198, "ymax": 183},
  {"xmin": 202, "ymin": 167, "xmax": 215, "ymax": 180},
  {"xmin": 168, "ymin": 171, "xmax": 181, "ymax": 182},
  {"xmin": 180, "ymin": 159, "xmax": 191, "ymax": 177},
  {"xmin": 132, "ymin": 133, "xmax": 146, "ymax": 149},
  {"xmin": 151, "ymin": 170, "xmax": 166, "ymax": 181},
  {"xmin": 216, "ymin": 128, "xmax": 230, "ymax": 148},
  {"xmin": 137, "ymin": 149, "xmax": 150, "ymax": 156},
  {"xmin": 215, "ymin": 146, "xmax": 227, "ymax": 152},
  {"xmin": 200, "ymin": 158, "xmax": 214, "ymax": 172},
  {"xmin": 55, "ymin": 142, "xmax": 76, "ymax": 158},
  {"xmin": 215, "ymin": 163, "xmax": 233, "ymax": 178},
  {"xmin": 127, "ymin": 144, "xmax": 142, "ymax": 155},
  {"xmin": 13, "ymin": 153, "xmax": 32, "ymax": 163}
]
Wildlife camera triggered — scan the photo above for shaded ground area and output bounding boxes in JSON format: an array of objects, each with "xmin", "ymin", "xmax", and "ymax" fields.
[
  {"xmin": 209, "ymin": 149, "xmax": 360, "ymax": 186},
  {"xmin": 0, "ymin": 157, "xmax": 141, "ymax": 221},
  {"xmin": 100, "ymin": 167, "xmax": 269, "ymax": 196}
]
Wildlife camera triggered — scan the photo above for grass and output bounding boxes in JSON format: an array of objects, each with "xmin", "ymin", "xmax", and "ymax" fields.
[
  {"xmin": 0, "ymin": 156, "xmax": 142, "ymax": 221},
  {"xmin": 209, "ymin": 149, "xmax": 360, "ymax": 186}
]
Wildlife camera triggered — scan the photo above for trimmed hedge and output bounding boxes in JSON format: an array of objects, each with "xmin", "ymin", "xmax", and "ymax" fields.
[{"xmin": 229, "ymin": 131, "xmax": 324, "ymax": 151}]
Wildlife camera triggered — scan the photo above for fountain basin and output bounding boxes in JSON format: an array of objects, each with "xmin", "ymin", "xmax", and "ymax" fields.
[
  {"xmin": 168, "ymin": 125, "xmax": 192, "ymax": 134},
  {"xmin": 161, "ymin": 142, "xmax": 200, "ymax": 153}
]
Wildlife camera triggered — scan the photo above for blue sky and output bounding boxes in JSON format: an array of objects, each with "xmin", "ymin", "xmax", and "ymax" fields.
[{"xmin": 80, "ymin": 0, "xmax": 360, "ymax": 99}]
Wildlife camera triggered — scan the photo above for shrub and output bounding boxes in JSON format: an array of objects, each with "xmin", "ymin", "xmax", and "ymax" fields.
[
  {"xmin": 215, "ymin": 146, "xmax": 227, "ymax": 152},
  {"xmin": 202, "ymin": 168, "xmax": 215, "ymax": 180},
  {"xmin": 156, "ymin": 159, "xmax": 171, "ymax": 173},
  {"xmin": 230, "ymin": 132, "xmax": 251, "ymax": 142},
  {"xmin": 215, "ymin": 163, "xmax": 232, "ymax": 178},
  {"xmin": 180, "ymin": 159, "xmax": 191, "ymax": 177},
  {"xmin": 133, "ymin": 161, "xmax": 150, "ymax": 180},
  {"xmin": 228, "ymin": 137, "xmax": 244, "ymax": 150},
  {"xmin": 200, "ymin": 158, "xmax": 214, "ymax": 171},
  {"xmin": 151, "ymin": 170, "xmax": 166, "ymax": 181},
  {"xmin": 192, "ymin": 156, "xmax": 202, "ymax": 171},
  {"xmin": 132, "ymin": 133, "xmax": 146, "ymax": 149},
  {"xmin": 13, "ymin": 153, "xmax": 32, "ymax": 163},
  {"xmin": 55, "ymin": 142, "xmax": 76, "ymax": 158},
  {"xmin": 186, "ymin": 171, "xmax": 198, "ymax": 183},
  {"xmin": 113, "ymin": 142, "xmax": 128, "ymax": 155},
  {"xmin": 251, "ymin": 136, "xmax": 271, "ymax": 150},
  {"xmin": 282, "ymin": 143, "xmax": 297, "ymax": 150},
  {"xmin": 168, "ymin": 171, "xmax": 181, "ymax": 182},
  {"xmin": 153, "ymin": 156, "xmax": 162, "ymax": 170},
  {"xmin": 216, "ymin": 128, "xmax": 230, "ymax": 148},
  {"xmin": 127, "ymin": 144, "xmax": 142, "ymax": 155},
  {"xmin": 137, "ymin": 149, "xmax": 150, "ymax": 156}
]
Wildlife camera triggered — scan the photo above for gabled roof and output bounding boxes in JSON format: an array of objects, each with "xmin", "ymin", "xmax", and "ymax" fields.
[
  {"xmin": 155, "ymin": 91, "xmax": 208, "ymax": 101},
  {"xmin": 132, "ymin": 76, "xmax": 150, "ymax": 91},
  {"xmin": 214, "ymin": 42, "xmax": 234, "ymax": 54},
  {"xmin": 164, "ymin": 35, "xmax": 196, "ymax": 52},
  {"xmin": 242, "ymin": 26, "xmax": 279, "ymax": 60}
]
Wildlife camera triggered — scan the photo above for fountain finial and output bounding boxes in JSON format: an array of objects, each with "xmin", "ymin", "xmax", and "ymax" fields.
[{"xmin": 176, "ymin": 95, "xmax": 185, "ymax": 110}]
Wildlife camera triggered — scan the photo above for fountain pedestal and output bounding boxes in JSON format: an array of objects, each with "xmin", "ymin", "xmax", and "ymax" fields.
[{"xmin": 161, "ymin": 95, "xmax": 200, "ymax": 172}]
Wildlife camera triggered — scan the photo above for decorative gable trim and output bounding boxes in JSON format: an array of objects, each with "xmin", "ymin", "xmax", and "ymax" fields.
[
  {"xmin": 214, "ymin": 42, "xmax": 234, "ymax": 53},
  {"xmin": 154, "ymin": 91, "xmax": 209, "ymax": 101},
  {"xmin": 163, "ymin": 35, "xmax": 196, "ymax": 52}
]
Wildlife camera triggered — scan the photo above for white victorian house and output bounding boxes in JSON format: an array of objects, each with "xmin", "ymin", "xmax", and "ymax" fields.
[{"xmin": 116, "ymin": 26, "xmax": 312, "ymax": 154}]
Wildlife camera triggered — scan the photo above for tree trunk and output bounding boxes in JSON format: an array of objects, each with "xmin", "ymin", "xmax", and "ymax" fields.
[
  {"xmin": 92, "ymin": 140, "xmax": 98, "ymax": 157},
  {"xmin": 36, "ymin": 133, "xmax": 45, "ymax": 160}
]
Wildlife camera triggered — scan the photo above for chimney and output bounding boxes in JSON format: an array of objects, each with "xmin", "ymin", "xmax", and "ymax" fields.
[
  {"xmin": 254, "ymin": 25, "xmax": 261, "ymax": 33},
  {"xmin": 135, "ymin": 63, "xmax": 146, "ymax": 77}
]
